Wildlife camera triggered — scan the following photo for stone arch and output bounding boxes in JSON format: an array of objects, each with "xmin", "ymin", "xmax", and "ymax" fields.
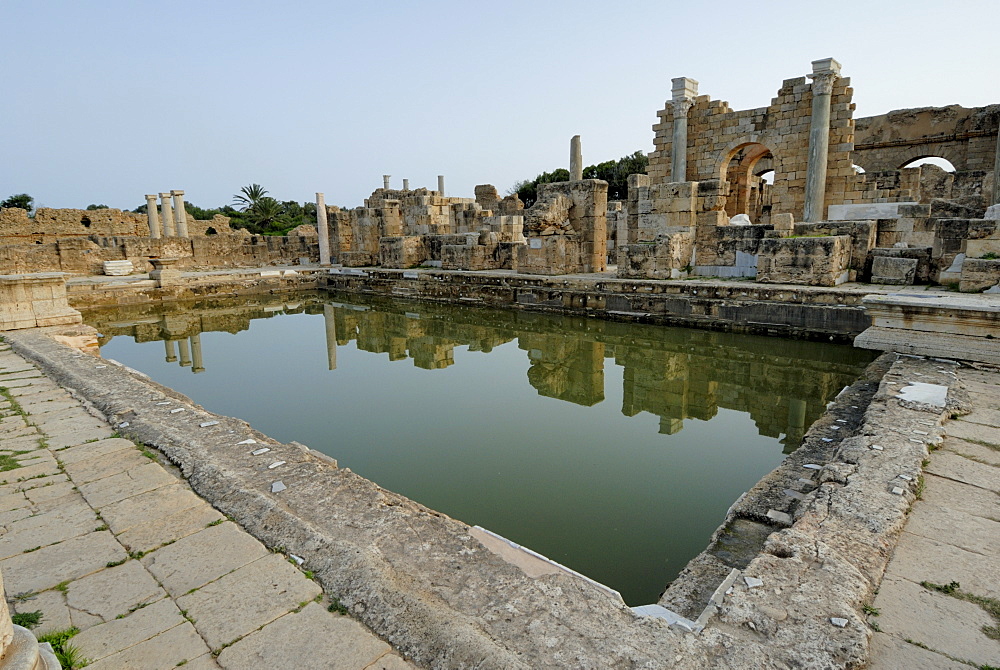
[
  {"xmin": 716, "ymin": 139, "xmax": 781, "ymax": 223},
  {"xmin": 898, "ymin": 154, "xmax": 958, "ymax": 172}
]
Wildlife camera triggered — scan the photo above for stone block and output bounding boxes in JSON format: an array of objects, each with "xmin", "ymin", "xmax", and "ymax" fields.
[
  {"xmin": 871, "ymin": 256, "xmax": 918, "ymax": 285},
  {"xmin": 757, "ymin": 235, "xmax": 852, "ymax": 286},
  {"xmin": 959, "ymin": 258, "xmax": 1000, "ymax": 292}
]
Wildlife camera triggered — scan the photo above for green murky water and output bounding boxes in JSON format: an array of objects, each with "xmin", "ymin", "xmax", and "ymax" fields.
[{"xmin": 84, "ymin": 292, "xmax": 874, "ymax": 605}]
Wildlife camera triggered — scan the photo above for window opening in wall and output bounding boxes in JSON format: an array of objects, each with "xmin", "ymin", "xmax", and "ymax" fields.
[{"xmin": 900, "ymin": 156, "xmax": 956, "ymax": 172}]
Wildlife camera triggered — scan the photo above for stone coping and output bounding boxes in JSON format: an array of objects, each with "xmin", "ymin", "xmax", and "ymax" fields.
[
  {"xmin": 4, "ymin": 326, "xmax": 966, "ymax": 668},
  {"xmin": 864, "ymin": 291, "xmax": 1000, "ymax": 313}
]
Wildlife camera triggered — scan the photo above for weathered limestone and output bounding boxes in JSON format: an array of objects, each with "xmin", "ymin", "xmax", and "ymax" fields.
[
  {"xmin": 518, "ymin": 180, "xmax": 608, "ymax": 274},
  {"xmin": 438, "ymin": 174, "xmax": 445, "ymax": 196},
  {"xmin": 757, "ymin": 235, "xmax": 852, "ymax": 286},
  {"xmin": 402, "ymin": 179, "xmax": 409, "ymax": 190},
  {"xmin": 803, "ymin": 58, "xmax": 841, "ymax": 222},
  {"xmin": 0, "ymin": 273, "xmax": 82, "ymax": 330},
  {"xmin": 148, "ymin": 258, "xmax": 182, "ymax": 288},
  {"xmin": 855, "ymin": 293, "xmax": 1000, "ymax": 364},
  {"xmin": 145, "ymin": 194, "xmax": 162, "ymax": 239},
  {"xmin": 316, "ymin": 192, "xmax": 331, "ymax": 266},
  {"xmin": 570, "ymin": 135, "xmax": 583, "ymax": 181},
  {"xmin": 171, "ymin": 190, "xmax": 189, "ymax": 238},
  {"xmin": 159, "ymin": 192, "xmax": 174, "ymax": 238},
  {"xmin": 670, "ymin": 77, "xmax": 698, "ymax": 183},
  {"xmin": 382, "ymin": 174, "xmax": 391, "ymax": 190}
]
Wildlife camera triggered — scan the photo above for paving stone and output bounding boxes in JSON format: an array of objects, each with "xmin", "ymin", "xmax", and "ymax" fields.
[
  {"xmin": 946, "ymin": 419, "xmax": 1000, "ymax": 447},
  {"xmin": 0, "ymin": 436, "xmax": 45, "ymax": 452},
  {"xmin": 141, "ymin": 522, "xmax": 269, "ymax": 597},
  {"xmin": 0, "ymin": 377, "xmax": 52, "ymax": 389},
  {"xmin": 117, "ymin": 503, "xmax": 225, "ymax": 555},
  {"xmin": 66, "ymin": 560, "xmax": 167, "ymax": 622},
  {"xmin": 370, "ymin": 654, "xmax": 421, "ymax": 670},
  {"xmin": 0, "ymin": 416, "xmax": 29, "ymax": 431},
  {"xmin": 872, "ymin": 574, "xmax": 1000, "ymax": 667},
  {"xmin": 63, "ymin": 448, "xmax": 149, "ymax": 486},
  {"xmin": 0, "ymin": 371, "xmax": 44, "ymax": 381},
  {"xmin": 19, "ymin": 405, "xmax": 89, "ymax": 421},
  {"xmin": 947, "ymin": 438, "xmax": 1000, "ymax": 467},
  {"xmin": 887, "ymin": 531, "xmax": 1000, "ymax": 600},
  {"xmin": 867, "ymin": 632, "xmax": 970, "ymax": 670},
  {"xmin": 72, "ymin": 597, "xmax": 185, "ymax": 663},
  {"xmin": 101, "ymin": 482, "xmax": 211, "ymax": 534},
  {"xmin": 0, "ymin": 426, "xmax": 39, "ymax": 441},
  {"xmin": 0, "ymin": 505, "xmax": 33, "ymax": 527},
  {"xmin": 7, "ymin": 385, "xmax": 64, "ymax": 398},
  {"xmin": 925, "ymin": 451, "xmax": 1000, "ymax": 492},
  {"xmin": 0, "ymin": 460, "xmax": 61, "ymax": 486},
  {"xmin": 180, "ymin": 655, "xmax": 223, "ymax": 669},
  {"xmin": 921, "ymin": 475, "xmax": 1000, "ymax": 521},
  {"xmin": 0, "ymin": 490, "xmax": 30, "ymax": 513},
  {"xmin": 56, "ymin": 437, "xmax": 134, "ymax": 465},
  {"xmin": 45, "ymin": 425, "xmax": 116, "ymax": 449},
  {"xmin": 177, "ymin": 553, "xmax": 321, "ymax": 651},
  {"xmin": 0, "ymin": 531, "xmax": 125, "ymax": 594},
  {"xmin": 956, "ymin": 406, "xmax": 1000, "ymax": 428},
  {"xmin": 216, "ymin": 602, "xmax": 389, "ymax": 670},
  {"xmin": 0, "ymin": 501, "xmax": 97, "ymax": 559},
  {"xmin": 11, "ymin": 588, "xmax": 71, "ymax": 637},
  {"xmin": 85, "ymin": 620, "xmax": 212, "ymax": 670},
  {"xmin": 78, "ymin": 462, "xmax": 176, "ymax": 508},
  {"xmin": 24, "ymin": 481, "xmax": 76, "ymax": 503},
  {"xmin": 32, "ymin": 416, "xmax": 108, "ymax": 437}
]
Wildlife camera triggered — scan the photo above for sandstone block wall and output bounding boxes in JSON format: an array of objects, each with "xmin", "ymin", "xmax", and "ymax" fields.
[
  {"xmin": 519, "ymin": 180, "xmax": 608, "ymax": 274},
  {"xmin": 0, "ymin": 273, "xmax": 82, "ymax": 330},
  {"xmin": 757, "ymin": 235, "xmax": 852, "ymax": 286}
]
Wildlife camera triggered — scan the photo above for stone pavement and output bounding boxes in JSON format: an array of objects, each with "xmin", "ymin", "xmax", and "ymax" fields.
[
  {"xmin": 0, "ymin": 340, "xmax": 416, "ymax": 669},
  {"xmin": 869, "ymin": 364, "xmax": 1000, "ymax": 669}
]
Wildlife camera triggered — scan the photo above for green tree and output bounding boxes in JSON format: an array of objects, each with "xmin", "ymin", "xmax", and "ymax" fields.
[
  {"xmin": 233, "ymin": 183, "xmax": 268, "ymax": 211},
  {"xmin": 86, "ymin": 204, "xmax": 109, "ymax": 210},
  {"xmin": 511, "ymin": 151, "xmax": 648, "ymax": 206},
  {"xmin": 1, "ymin": 193, "xmax": 34, "ymax": 213}
]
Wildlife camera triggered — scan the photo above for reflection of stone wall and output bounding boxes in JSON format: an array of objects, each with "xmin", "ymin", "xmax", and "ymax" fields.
[{"xmin": 520, "ymin": 334, "xmax": 605, "ymax": 406}]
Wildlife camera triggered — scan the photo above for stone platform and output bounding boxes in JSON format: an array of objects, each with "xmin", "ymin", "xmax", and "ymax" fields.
[{"xmin": 0, "ymin": 342, "xmax": 415, "ymax": 669}]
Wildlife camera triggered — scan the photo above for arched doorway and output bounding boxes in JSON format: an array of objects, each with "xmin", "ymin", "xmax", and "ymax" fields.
[{"xmin": 723, "ymin": 143, "xmax": 774, "ymax": 224}]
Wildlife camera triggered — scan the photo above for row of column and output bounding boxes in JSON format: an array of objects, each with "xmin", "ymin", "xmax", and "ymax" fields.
[
  {"xmin": 145, "ymin": 191, "xmax": 189, "ymax": 239},
  {"xmin": 380, "ymin": 175, "xmax": 447, "ymax": 195},
  {"xmin": 668, "ymin": 58, "xmax": 842, "ymax": 223}
]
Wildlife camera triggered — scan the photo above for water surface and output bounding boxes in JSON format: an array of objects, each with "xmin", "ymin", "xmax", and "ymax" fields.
[{"xmin": 85, "ymin": 292, "xmax": 874, "ymax": 604}]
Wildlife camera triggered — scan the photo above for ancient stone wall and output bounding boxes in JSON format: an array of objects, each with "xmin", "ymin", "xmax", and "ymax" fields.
[
  {"xmin": 0, "ymin": 207, "xmax": 235, "ymax": 244},
  {"xmin": 517, "ymin": 180, "xmax": 608, "ymax": 274},
  {"xmin": 853, "ymin": 104, "xmax": 1000, "ymax": 172},
  {"xmin": 648, "ymin": 72, "xmax": 856, "ymax": 222}
]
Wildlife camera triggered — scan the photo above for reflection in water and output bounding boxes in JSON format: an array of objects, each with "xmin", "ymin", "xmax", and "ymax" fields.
[{"xmin": 85, "ymin": 292, "xmax": 875, "ymax": 603}]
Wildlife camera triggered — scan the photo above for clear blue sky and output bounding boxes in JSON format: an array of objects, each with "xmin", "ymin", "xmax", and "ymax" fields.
[{"xmin": 5, "ymin": 0, "xmax": 998, "ymax": 211}]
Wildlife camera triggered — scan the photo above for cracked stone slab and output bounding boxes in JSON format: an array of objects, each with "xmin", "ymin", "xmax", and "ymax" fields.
[
  {"xmin": 63, "ymin": 448, "xmax": 150, "ymax": 486},
  {"xmin": 920, "ymin": 473, "xmax": 1000, "ymax": 520},
  {"xmin": 0, "ymin": 460, "xmax": 62, "ymax": 486},
  {"xmin": 44, "ymin": 425, "xmax": 116, "ymax": 449},
  {"xmin": 0, "ymin": 501, "xmax": 98, "ymax": 559},
  {"xmin": 0, "ymin": 531, "xmax": 126, "ymax": 594},
  {"xmin": 872, "ymin": 574, "xmax": 1000, "ymax": 667},
  {"xmin": 24, "ymin": 481, "xmax": 77, "ymax": 504},
  {"xmin": 77, "ymin": 461, "xmax": 176, "ymax": 508},
  {"xmin": 56, "ymin": 437, "xmax": 135, "ymax": 465},
  {"xmin": 141, "ymin": 521, "xmax": 269, "ymax": 597},
  {"xmin": 924, "ymin": 451, "xmax": 1000, "ymax": 492},
  {"xmin": 887, "ymin": 531, "xmax": 1000, "ymax": 600},
  {"xmin": 99, "ymin": 482, "xmax": 207, "ymax": 534},
  {"xmin": 903, "ymin": 500, "xmax": 1000, "ymax": 556},
  {"xmin": 0, "ymin": 490, "xmax": 31, "ymax": 513},
  {"xmin": 85, "ymin": 620, "xmax": 212, "ymax": 670},
  {"xmin": 117, "ymin": 503, "xmax": 225, "ymax": 555},
  {"xmin": 72, "ymin": 597, "xmax": 185, "ymax": 662},
  {"xmin": 11, "ymin": 588, "xmax": 72, "ymax": 637},
  {"xmin": 946, "ymin": 438, "xmax": 1000, "ymax": 467},
  {"xmin": 216, "ymin": 602, "xmax": 390, "ymax": 669},
  {"xmin": 867, "ymin": 632, "xmax": 970, "ymax": 669},
  {"xmin": 176, "ymin": 553, "xmax": 321, "ymax": 651},
  {"xmin": 66, "ymin": 560, "xmax": 167, "ymax": 622},
  {"xmin": 945, "ymin": 419, "xmax": 1000, "ymax": 448}
]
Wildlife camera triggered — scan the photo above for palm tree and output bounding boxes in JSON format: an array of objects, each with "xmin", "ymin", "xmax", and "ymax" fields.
[
  {"xmin": 249, "ymin": 196, "xmax": 287, "ymax": 230},
  {"xmin": 233, "ymin": 184, "xmax": 268, "ymax": 211}
]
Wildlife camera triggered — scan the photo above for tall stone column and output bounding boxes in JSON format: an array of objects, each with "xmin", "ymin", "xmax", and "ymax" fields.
[
  {"xmin": 145, "ymin": 194, "xmax": 162, "ymax": 238},
  {"xmin": 159, "ymin": 193, "xmax": 175, "ymax": 237},
  {"xmin": 171, "ymin": 190, "xmax": 188, "ymax": 238},
  {"xmin": 803, "ymin": 58, "xmax": 842, "ymax": 222},
  {"xmin": 437, "ymin": 175, "xmax": 445, "ymax": 196},
  {"xmin": 383, "ymin": 175, "xmax": 391, "ymax": 190},
  {"xmin": 316, "ymin": 192, "xmax": 331, "ymax": 266},
  {"xmin": 324, "ymin": 304, "xmax": 337, "ymax": 371},
  {"xmin": 402, "ymin": 179, "xmax": 409, "ymax": 190},
  {"xmin": 190, "ymin": 334, "xmax": 204, "ymax": 373},
  {"xmin": 570, "ymin": 135, "xmax": 583, "ymax": 181},
  {"xmin": 670, "ymin": 78, "xmax": 698, "ymax": 183}
]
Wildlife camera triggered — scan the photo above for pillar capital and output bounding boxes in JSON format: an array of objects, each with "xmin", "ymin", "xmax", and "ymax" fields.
[
  {"xmin": 170, "ymin": 189, "xmax": 184, "ymax": 197},
  {"xmin": 159, "ymin": 192, "xmax": 170, "ymax": 199},
  {"xmin": 808, "ymin": 58, "xmax": 841, "ymax": 97},
  {"xmin": 671, "ymin": 76, "xmax": 698, "ymax": 102},
  {"xmin": 670, "ymin": 97, "xmax": 695, "ymax": 117},
  {"xmin": 145, "ymin": 194, "xmax": 158, "ymax": 202}
]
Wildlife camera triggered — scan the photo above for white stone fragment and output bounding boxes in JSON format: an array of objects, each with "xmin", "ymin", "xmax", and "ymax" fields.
[
  {"xmin": 898, "ymin": 474, "xmax": 913, "ymax": 481},
  {"xmin": 268, "ymin": 461, "xmax": 286, "ymax": 469},
  {"xmin": 271, "ymin": 481, "xmax": 286, "ymax": 493},
  {"xmin": 169, "ymin": 408, "xmax": 184, "ymax": 414},
  {"xmin": 870, "ymin": 444, "xmax": 884, "ymax": 451},
  {"xmin": 199, "ymin": 421, "xmax": 219, "ymax": 428},
  {"xmin": 744, "ymin": 576, "xmax": 764, "ymax": 589},
  {"xmin": 909, "ymin": 439, "xmax": 924, "ymax": 444},
  {"xmin": 155, "ymin": 401, "xmax": 171, "ymax": 406},
  {"xmin": 891, "ymin": 487, "xmax": 905, "ymax": 495},
  {"xmin": 289, "ymin": 554, "xmax": 305, "ymax": 565},
  {"xmin": 896, "ymin": 382, "xmax": 948, "ymax": 408},
  {"xmin": 822, "ymin": 438, "xmax": 834, "ymax": 442},
  {"xmin": 803, "ymin": 464, "xmax": 822, "ymax": 470},
  {"xmin": 830, "ymin": 617, "xmax": 849, "ymax": 628},
  {"xmin": 835, "ymin": 419, "xmax": 848, "ymax": 423},
  {"xmin": 95, "ymin": 365, "xmax": 107, "ymax": 369},
  {"xmin": 251, "ymin": 448, "xmax": 270, "ymax": 456},
  {"xmin": 913, "ymin": 430, "xmax": 928, "ymax": 435},
  {"xmin": 831, "ymin": 426, "xmax": 841, "ymax": 430},
  {"xmin": 237, "ymin": 438, "xmax": 257, "ymax": 445}
]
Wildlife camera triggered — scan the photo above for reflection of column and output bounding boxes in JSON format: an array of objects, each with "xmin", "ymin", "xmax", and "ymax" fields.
[
  {"xmin": 670, "ymin": 77, "xmax": 698, "ymax": 182},
  {"xmin": 145, "ymin": 194, "xmax": 161, "ymax": 238},
  {"xmin": 324, "ymin": 304, "xmax": 337, "ymax": 370},
  {"xmin": 178, "ymin": 338, "xmax": 192, "ymax": 367},
  {"xmin": 382, "ymin": 175, "xmax": 391, "ymax": 190},
  {"xmin": 316, "ymin": 192, "xmax": 330, "ymax": 266},
  {"xmin": 190, "ymin": 334, "xmax": 204, "ymax": 373},
  {"xmin": 787, "ymin": 398, "xmax": 807, "ymax": 439},
  {"xmin": 164, "ymin": 339, "xmax": 177, "ymax": 362},
  {"xmin": 171, "ymin": 190, "xmax": 189, "ymax": 238},
  {"xmin": 570, "ymin": 135, "xmax": 583, "ymax": 181},
  {"xmin": 803, "ymin": 58, "xmax": 841, "ymax": 222},
  {"xmin": 159, "ymin": 193, "xmax": 174, "ymax": 237},
  {"xmin": 437, "ymin": 175, "xmax": 445, "ymax": 196}
]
